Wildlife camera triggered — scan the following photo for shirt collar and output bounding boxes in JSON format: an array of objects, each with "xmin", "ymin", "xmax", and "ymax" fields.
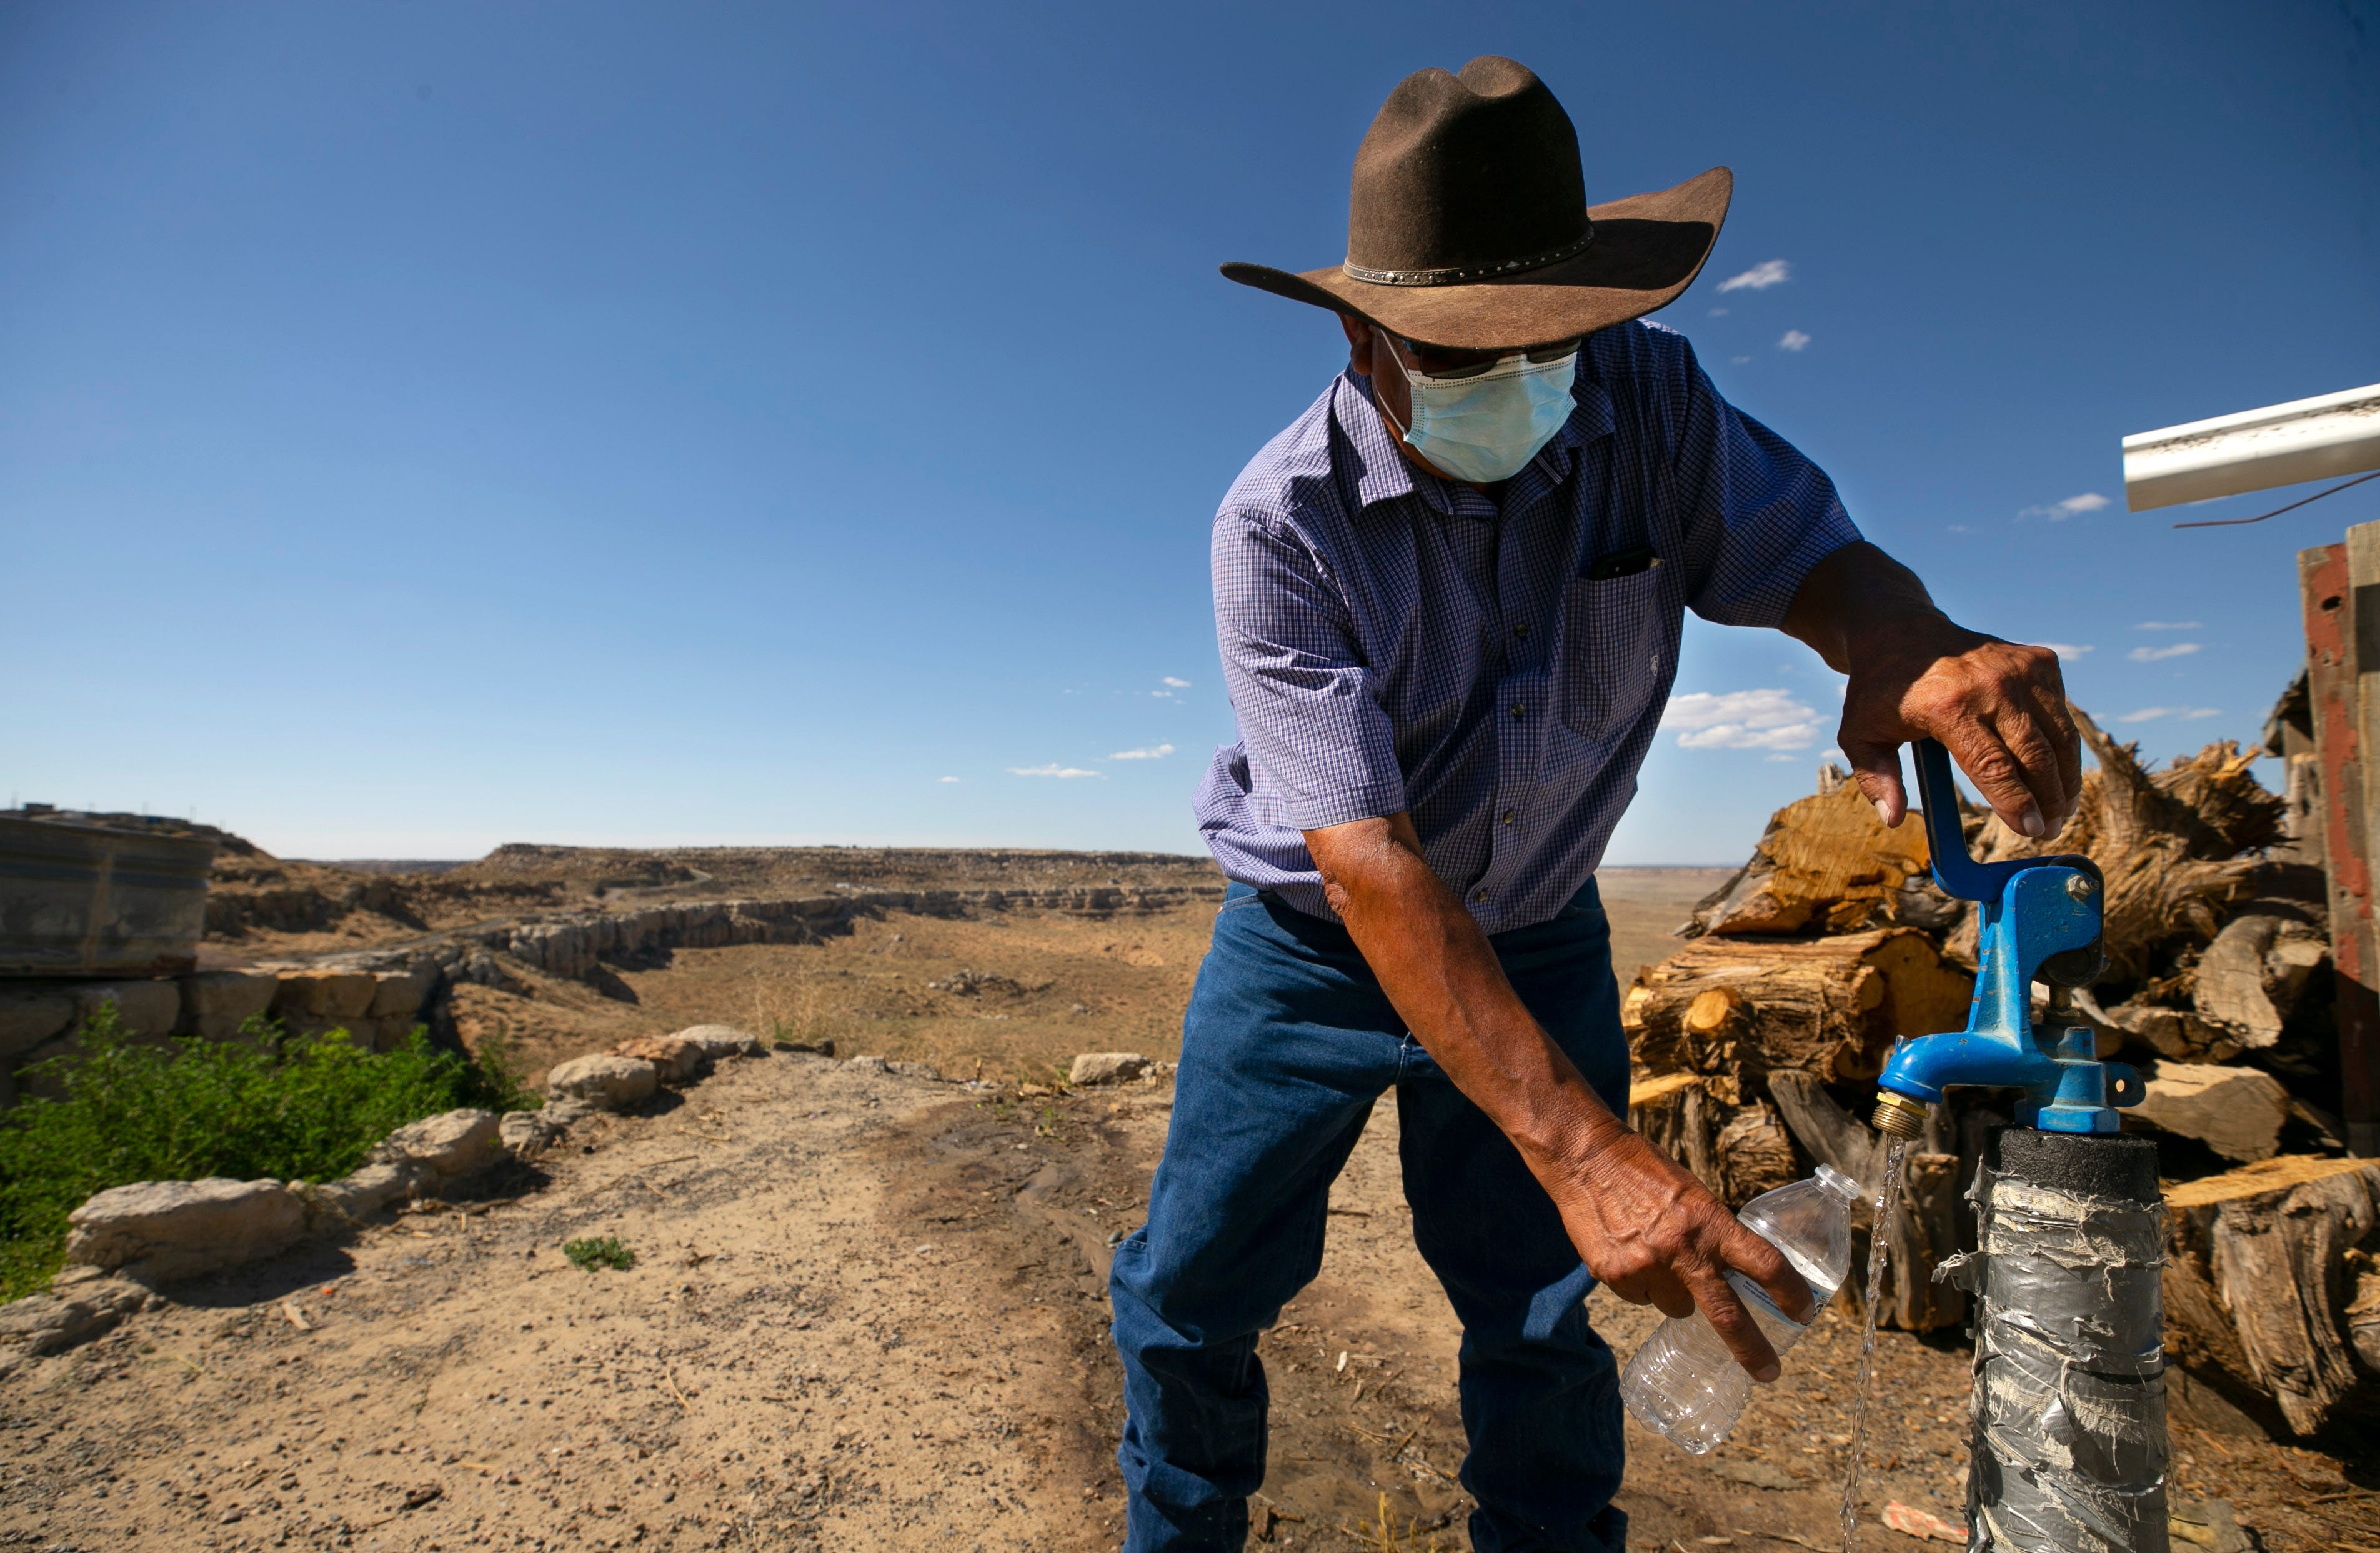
[{"xmin": 1332, "ymin": 365, "xmax": 1614, "ymax": 519}]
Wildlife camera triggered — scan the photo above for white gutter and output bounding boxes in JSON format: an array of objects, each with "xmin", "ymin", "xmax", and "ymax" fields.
[{"xmin": 2123, "ymin": 382, "xmax": 2380, "ymax": 512}]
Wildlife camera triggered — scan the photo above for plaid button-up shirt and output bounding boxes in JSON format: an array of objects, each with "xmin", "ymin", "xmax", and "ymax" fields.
[{"xmin": 1193, "ymin": 319, "xmax": 1860, "ymax": 934}]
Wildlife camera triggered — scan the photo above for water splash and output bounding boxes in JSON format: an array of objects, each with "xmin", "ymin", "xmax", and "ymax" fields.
[{"xmin": 1838, "ymin": 1137, "xmax": 1911, "ymax": 1553}]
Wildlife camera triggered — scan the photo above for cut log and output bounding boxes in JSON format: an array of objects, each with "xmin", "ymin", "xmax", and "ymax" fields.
[
  {"xmin": 1766, "ymin": 1071, "xmax": 1964, "ymax": 1332},
  {"xmin": 1685, "ymin": 784, "xmax": 1960, "ymax": 939},
  {"xmin": 1630, "ymin": 1074, "xmax": 1724, "ymax": 1202},
  {"xmin": 1624, "ymin": 928, "xmax": 1973, "ymax": 1085},
  {"xmin": 2164, "ymin": 1156, "xmax": 2380, "ymax": 1436},
  {"xmin": 2190, "ymin": 905, "xmax": 2329, "ymax": 1054},
  {"xmin": 2130, "ymin": 1062, "xmax": 2293, "ymax": 1163}
]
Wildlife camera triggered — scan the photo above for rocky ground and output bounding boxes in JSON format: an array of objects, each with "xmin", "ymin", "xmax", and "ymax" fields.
[{"xmin": 5, "ymin": 871, "xmax": 2375, "ymax": 1551}]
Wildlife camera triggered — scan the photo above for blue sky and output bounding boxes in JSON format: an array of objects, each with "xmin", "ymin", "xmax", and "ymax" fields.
[{"xmin": 3, "ymin": 2, "xmax": 2374, "ymax": 862}]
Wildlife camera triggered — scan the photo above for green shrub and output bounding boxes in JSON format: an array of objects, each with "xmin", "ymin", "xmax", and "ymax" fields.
[
  {"xmin": 0, "ymin": 1007, "xmax": 537, "ymax": 1301},
  {"xmin": 564, "ymin": 1235, "xmax": 635, "ymax": 1272}
]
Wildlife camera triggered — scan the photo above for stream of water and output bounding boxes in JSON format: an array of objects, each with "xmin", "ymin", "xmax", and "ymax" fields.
[{"xmin": 1837, "ymin": 1136, "xmax": 1911, "ymax": 1553}]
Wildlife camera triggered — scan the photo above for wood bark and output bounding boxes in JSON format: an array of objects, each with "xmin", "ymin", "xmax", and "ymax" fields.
[
  {"xmin": 1623, "ymin": 928, "xmax": 1973, "ymax": 1086},
  {"xmin": 1684, "ymin": 784, "xmax": 1961, "ymax": 939},
  {"xmin": 1626, "ymin": 1077, "xmax": 1803, "ymax": 1211},
  {"xmin": 2164, "ymin": 1156, "xmax": 2380, "ymax": 1436},
  {"xmin": 1766, "ymin": 1071, "xmax": 1964, "ymax": 1332}
]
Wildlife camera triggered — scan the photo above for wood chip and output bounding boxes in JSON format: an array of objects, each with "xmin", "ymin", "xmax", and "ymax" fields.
[{"xmin": 280, "ymin": 1302, "xmax": 312, "ymax": 1332}]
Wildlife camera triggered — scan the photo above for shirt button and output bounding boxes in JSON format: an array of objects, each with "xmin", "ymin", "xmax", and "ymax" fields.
[
  {"xmin": 1511, "ymin": 704, "xmax": 1527, "ymax": 719},
  {"xmin": 1501, "ymin": 809, "xmax": 1517, "ymax": 825},
  {"xmin": 1472, "ymin": 889, "xmax": 1489, "ymax": 903},
  {"xmin": 1513, "ymin": 624, "xmax": 1530, "ymax": 639}
]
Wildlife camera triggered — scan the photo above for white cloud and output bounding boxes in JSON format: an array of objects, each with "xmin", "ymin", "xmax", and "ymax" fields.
[
  {"xmin": 1731, "ymin": 355, "xmax": 1752, "ymax": 364},
  {"xmin": 1162, "ymin": 677, "xmax": 1190, "ymax": 688},
  {"xmin": 1946, "ymin": 524, "xmax": 1973, "ymax": 533},
  {"xmin": 1708, "ymin": 307, "xmax": 1730, "ymax": 317},
  {"xmin": 2127, "ymin": 642, "xmax": 2201, "ymax": 662},
  {"xmin": 1778, "ymin": 330, "xmax": 1811, "ymax": 352},
  {"xmin": 2118, "ymin": 706, "xmax": 2223, "ymax": 724},
  {"xmin": 1008, "ymin": 764, "xmax": 1103, "ymax": 779},
  {"xmin": 2018, "ymin": 492, "xmax": 2111, "ymax": 521},
  {"xmin": 1719, "ymin": 259, "xmax": 1792, "ymax": 292},
  {"xmin": 1108, "ymin": 744, "xmax": 1176, "ymax": 761},
  {"xmin": 2033, "ymin": 642, "xmax": 2094, "ymax": 657},
  {"xmin": 939, "ymin": 776, "xmax": 960, "ymax": 784},
  {"xmin": 2134, "ymin": 621, "xmax": 2201, "ymax": 631},
  {"xmin": 1663, "ymin": 688, "xmax": 1826, "ymax": 751}
]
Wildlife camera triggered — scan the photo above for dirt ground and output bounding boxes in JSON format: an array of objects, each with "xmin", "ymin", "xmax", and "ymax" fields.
[{"xmin": 6, "ymin": 873, "xmax": 2376, "ymax": 1551}]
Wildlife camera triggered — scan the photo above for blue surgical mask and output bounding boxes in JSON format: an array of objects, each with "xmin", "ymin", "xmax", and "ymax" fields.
[{"xmin": 1377, "ymin": 332, "xmax": 1579, "ymax": 484}]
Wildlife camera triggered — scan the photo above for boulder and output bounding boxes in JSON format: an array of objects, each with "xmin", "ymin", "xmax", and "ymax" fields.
[
  {"xmin": 372, "ymin": 1109, "xmax": 503, "ymax": 1181},
  {"xmin": 302, "ymin": 1161, "xmax": 427, "ymax": 1224},
  {"xmin": 366, "ymin": 964, "xmax": 439, "ymax": 1019},
  {"xmin": 0, "ymin": 1271, "xmax": 151, "ymax": 1356},
  {"xmin": 614, "ymin": 1034, "xmax": 709, "ymax": 1084},
  {"xmin": 545, "ymin": 1053, "xmax": 658, "ymax": 1111},
  {"xmin": 75, "ymin": 981, "xmax": 182, "ymax": 1040},
  {"xmin": 66, "ymin": 1177, "xmax": 307, "ymax": 1281},
  {"xmin": 1069, "ymin": 1052, "xmax": 1151, "ymax": 1086},
  {"xmin": 671, "ymin": 1023, "xmax": 765, "ymax": 1061},
  {"xmin": 182, "ymin": 970, "xmax": 279, "ymax": 1041},
  {"xmin": 0, "ymin": 986, "xmax": 76, "ymax": 1060},
  {"xmin": 272, "ymin": 969, "xmax": 376, "ymax": 1022}
]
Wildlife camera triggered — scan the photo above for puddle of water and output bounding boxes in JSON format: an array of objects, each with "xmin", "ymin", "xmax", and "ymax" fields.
[{"xmin": 1838, "ymin": 1136, "xmax": 1910, "ymax": 1553}]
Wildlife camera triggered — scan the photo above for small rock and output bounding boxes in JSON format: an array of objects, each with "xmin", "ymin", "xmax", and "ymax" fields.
[
  {"xmin": 304, "ymin": 1161, "xmax": 427, "ymax": 1226},
  {"xmin": 888, "ymin": 1060, "xmax": 942, "ymax": 1081},
  {"xmin": 499, "ymin": 1109, "xmax": 567, "ymax": 1157},
  {"xmin": 1070, "ymin": 1003, "xmax": 1089, "ymax": 1016},
  {"xmin": 66, "ymin": 1178, "xmax": 306, "ymax": 1281},
  {"xmin": 670, "ymin": 1024, "xmax": 765, "ymax": 1061},
  {"xmin": 372, "ymin": 1109, "xmax": 503, "ymax": 1181},
  {"xmin": 0, "ymin": 1277, "xmax": 150, "ymax": 1356},
  {"xmin": 613, "ymin": 1035, "xmax": 709, "ymax": 1084},
  {"xmin": 1710, "ymin": 1457, "xmax": 1802, "ymax": 1490},
  {"xmin": 844, "ymin": 1055, "xmax": 889, "ymax": 1076},
  {"xmin": 545, "ymin": 1054, "xmax": 660, "ymax": 1111},
  {"xmin": 1069, "ymin": 1052, "xmax": 1150, "ymax": 1087}
]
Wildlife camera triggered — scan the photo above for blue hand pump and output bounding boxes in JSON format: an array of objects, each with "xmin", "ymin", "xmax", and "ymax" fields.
[{"xmin": 1868, "ymin": 739, "xmax": 2146, "ymax": 1140}]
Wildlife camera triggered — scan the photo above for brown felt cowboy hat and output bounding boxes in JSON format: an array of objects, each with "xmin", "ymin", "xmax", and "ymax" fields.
[{"xmin": 1223, "ymin": 56, "xmax": 1731, "ymax": 353}]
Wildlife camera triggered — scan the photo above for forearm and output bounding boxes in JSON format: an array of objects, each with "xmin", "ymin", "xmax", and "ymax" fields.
[
  {"xmin": 1304, "ymin": 814, "xmax": 1625, "ymax": 1172},
  {"xmin": 1778, "ymin": 540, "xmax": 1967, "ymax": 673}
]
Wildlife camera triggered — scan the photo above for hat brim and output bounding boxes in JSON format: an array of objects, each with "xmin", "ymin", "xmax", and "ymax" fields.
[{"xmin": 1222, "ymin": 166, "xmax": 1731, "ymax": 352}]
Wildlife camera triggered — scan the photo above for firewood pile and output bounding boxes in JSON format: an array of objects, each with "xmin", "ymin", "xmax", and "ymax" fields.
[{"xmin": 1624, "ymin": 704, "xmax": 2380, "ymax": 1436}]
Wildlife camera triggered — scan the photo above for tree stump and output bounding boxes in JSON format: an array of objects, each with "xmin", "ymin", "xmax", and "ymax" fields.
[{"xmin": 2163, "ymin": 1155, "xmax": 2380, "ymax": 1435}]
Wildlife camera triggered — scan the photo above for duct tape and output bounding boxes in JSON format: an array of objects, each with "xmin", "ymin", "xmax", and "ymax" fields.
[{"xmin": 1969, "ymin": 1162, "xmax": 2171, "ymax": 1553}]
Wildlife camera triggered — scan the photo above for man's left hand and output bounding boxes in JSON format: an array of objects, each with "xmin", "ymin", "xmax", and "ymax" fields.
[{"xmin": 1783, "ymin": 541, "xmax": 2081, "ymax": 841}]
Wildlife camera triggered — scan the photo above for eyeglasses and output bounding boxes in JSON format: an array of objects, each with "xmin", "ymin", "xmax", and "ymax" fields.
[{"xmin": 1387, "ymin": 332, "xmax": 1581, "ymax": 381}]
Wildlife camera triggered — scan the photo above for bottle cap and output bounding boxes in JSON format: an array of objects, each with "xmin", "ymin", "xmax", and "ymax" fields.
[{"xmin": 1814, "ymin": 1162, "xmax": 1862, "ymax": 1202}]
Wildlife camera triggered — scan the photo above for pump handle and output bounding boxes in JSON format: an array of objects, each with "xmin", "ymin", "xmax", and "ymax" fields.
[{"xmin": 1911, "ymin": 738, "xmax": 2099, "ymax": 906}]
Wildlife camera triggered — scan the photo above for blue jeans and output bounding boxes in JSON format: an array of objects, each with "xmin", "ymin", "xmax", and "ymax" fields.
[{"xmin": 1109, "ymin": 881, "xmax": 1632, "ymax": 1553}]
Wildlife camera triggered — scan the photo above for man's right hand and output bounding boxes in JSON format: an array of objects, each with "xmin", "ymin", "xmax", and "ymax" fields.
[
  {"xmin": 1539, "ymin": 1115, "xmax": 1815, "ymax": 1382},
  {"xmin": 1304, "ymin": 811, "xmax": 1818, "ymax": 1384}
]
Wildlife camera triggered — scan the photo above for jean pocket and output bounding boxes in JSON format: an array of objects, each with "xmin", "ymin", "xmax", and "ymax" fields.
[{"xmin": 1556, "ymin": 569, "xmax": 1671, "ymax": 739}]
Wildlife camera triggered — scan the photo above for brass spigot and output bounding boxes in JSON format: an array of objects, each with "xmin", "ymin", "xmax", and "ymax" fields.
[{"xmin": 1871, "ymin": 1090, "xmax": 1929, "ymax": 1140}]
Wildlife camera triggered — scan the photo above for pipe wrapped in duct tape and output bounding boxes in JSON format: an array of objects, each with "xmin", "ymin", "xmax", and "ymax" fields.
[{"xmin": 1937, "ymin": 1129, "xmax": 2169, "ymax": 1553}]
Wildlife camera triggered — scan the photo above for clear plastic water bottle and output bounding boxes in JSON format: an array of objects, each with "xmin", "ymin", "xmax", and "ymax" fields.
[{"xmin": 1619, "ymin": 1163, "xmax": 1861, "ymax": 1454}]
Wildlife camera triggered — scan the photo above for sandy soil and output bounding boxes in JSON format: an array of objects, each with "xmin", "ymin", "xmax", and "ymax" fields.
[{"xmin": 7, "ymin": 1047, "xmax": 2374, "ymax": 1552}]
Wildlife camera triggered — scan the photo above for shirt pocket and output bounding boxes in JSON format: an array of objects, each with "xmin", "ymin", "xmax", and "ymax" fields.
[{"xmin": 1556, "ymin": 569, "xmax": 1670, "ymax": 739}]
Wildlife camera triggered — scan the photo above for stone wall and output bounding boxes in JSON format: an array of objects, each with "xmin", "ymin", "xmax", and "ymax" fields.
[{"xmin": 0, "ymin": 882, "xmax": 1222, "ymax": 1104}]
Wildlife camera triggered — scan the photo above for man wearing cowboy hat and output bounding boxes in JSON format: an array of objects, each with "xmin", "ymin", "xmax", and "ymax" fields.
[{"xmin": 1108, "ymin": 57, "xmax": 2078, "ymax": 1552}]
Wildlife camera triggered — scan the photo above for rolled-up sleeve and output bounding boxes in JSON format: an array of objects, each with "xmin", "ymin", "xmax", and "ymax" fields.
[
  {"xmin": 1663, "ymin": 338, "xmax": 1861, "ymax": 629},
  {"xmin": 1213, "ymin": 507, "xmax": 1408, "ymax": 830}
]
